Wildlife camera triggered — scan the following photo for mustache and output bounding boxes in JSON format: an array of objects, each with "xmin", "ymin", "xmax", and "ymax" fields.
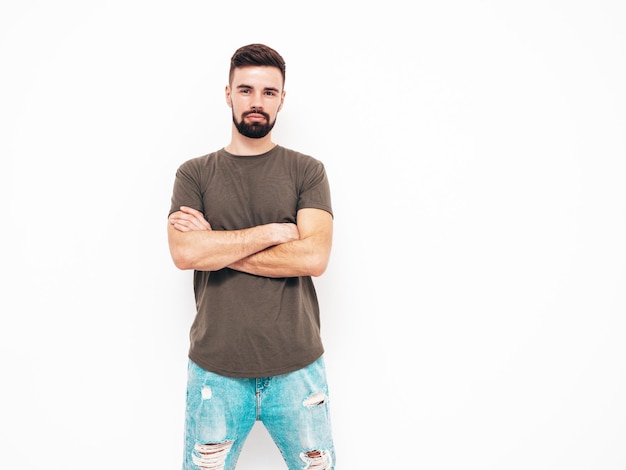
[{"xmin": 242, "ymin": 110, "xmax": 270, "ymax": 120}]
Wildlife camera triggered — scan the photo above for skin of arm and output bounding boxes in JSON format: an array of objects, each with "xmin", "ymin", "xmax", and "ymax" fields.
[
  {"xmin": 167, "ymin": 206, "xmax": 300, "ymax": 271},
  {"xmin": 168, "ymin": 206, "xmax": 332, "ymax": 277},
  {"xmin": 229, "ymin": 207, "xmax": 333, "ymax": 278}
]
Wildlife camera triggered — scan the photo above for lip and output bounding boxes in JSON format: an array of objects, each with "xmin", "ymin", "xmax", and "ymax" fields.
[{"xmin": 246, "ymin": 113, "xmax": 266, "ymax": 121}]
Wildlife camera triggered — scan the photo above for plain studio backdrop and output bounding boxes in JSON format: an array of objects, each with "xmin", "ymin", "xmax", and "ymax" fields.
[{"xmin": 1, "ymin": 1, "xmax": 625, "ymax": 468}]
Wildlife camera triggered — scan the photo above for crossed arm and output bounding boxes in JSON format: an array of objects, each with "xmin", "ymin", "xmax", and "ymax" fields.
[{"xmin": 167, "ymin": 206, "xmax": 333, "ymax": 278}]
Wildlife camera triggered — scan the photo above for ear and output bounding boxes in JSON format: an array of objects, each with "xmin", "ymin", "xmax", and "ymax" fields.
[{"xmin": 225, "ymin": 85, "xmax": 232, "ymax": 108}]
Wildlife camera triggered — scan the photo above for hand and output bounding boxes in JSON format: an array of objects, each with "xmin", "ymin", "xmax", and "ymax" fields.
[
  {"xmin": 273, "ymin": 222, "xmax": 300, "ymax": 244},
  {"xmin": 169, "ymin": 206, "xmax": 212, "ymax": 232}
]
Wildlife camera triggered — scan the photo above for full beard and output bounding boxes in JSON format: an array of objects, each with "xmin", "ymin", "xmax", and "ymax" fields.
[{"xmin": 233, "ymin": 110, "xmax": 276, "ymax": 139}]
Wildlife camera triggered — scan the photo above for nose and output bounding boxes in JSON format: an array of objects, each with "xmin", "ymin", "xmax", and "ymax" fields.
[{"xmin": 250, "ymin": 91, "xmax": 264, "ymax": 109}]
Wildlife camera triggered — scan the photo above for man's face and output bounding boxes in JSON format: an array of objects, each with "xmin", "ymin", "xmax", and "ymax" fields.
[{"xmin": 226, "ymin": 66, "xmax": 285, "ymax": 139}]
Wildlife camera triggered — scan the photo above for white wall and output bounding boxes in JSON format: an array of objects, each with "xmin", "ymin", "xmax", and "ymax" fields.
[{"xmin": 2, "ymin": 1, "xmax": 625, "ymax": 468}]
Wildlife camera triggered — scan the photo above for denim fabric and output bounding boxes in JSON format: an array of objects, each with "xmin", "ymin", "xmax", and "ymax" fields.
[{"xmin": 183, "ymin": 356, "xmax": 335, "ymax": 470}]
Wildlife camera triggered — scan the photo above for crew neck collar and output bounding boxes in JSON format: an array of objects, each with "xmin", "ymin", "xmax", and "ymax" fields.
[{"xmin": 221, "ymin": 144, "xmax": 279, "ymax": 158}]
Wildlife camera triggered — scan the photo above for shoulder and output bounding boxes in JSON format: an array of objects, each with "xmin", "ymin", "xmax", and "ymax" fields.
[
  {"xmin": 178, "ymin": 150, "xmax": 221, "ymax": 170},
  {"xmin": 175, "ymin": 151, "xmax": 224, "ymax": 180},
  {"xmin": 274, "ymin": 145, "xmax": 326, "ymax": 169},
  {"xmin": 173, "ymin": 151, "xmax": 223, "ymax": 190}
]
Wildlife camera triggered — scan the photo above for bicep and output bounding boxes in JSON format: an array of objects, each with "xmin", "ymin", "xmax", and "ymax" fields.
[{"xmin": 296, "ymin": 208, "xmax": 333, "ymax": 250}]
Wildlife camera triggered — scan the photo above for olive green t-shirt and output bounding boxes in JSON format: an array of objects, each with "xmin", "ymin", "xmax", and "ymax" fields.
[{"xmin": 169, "ymin": 145, "xmax": 333, "ymax": 377}]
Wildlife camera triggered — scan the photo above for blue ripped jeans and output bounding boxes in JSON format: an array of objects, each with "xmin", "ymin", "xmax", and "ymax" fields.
[{"xmin": 183, "ymin": 356, "xmax": 336, "ymax": 469}]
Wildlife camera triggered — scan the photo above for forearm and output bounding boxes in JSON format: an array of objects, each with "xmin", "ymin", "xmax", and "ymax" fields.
[
  {"xmin": 229, "ymin": 232, "xmax": 332, "ymax": 278},
  {"xmin": 229, "ymin": 208, "xmax": 333, "ymax": 278},
  {"xmin": 168, "ymin": 223, "xmax": 293, "ymax": 271}
]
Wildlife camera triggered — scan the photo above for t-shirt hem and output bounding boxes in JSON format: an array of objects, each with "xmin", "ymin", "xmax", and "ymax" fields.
[
  {"xmin": 188, "ymin": 349, "xmax": 324, "ymax": 378},
  {"xmin": 300, "ymin": 203, "xmax": 333, "ymax": 218}
]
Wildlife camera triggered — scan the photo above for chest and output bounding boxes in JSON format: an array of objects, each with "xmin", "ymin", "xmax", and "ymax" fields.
[{"xmin": 202, "ymin": 159, "xmax": 300, "ymax": 229}]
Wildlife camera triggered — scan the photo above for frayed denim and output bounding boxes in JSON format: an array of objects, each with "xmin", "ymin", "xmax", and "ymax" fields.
[{"xmin": 183, "ymin": 356, "xmax": 335, "ymax": 469}]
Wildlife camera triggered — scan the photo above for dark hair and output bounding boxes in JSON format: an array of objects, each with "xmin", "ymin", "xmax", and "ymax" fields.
[{"xmin": 229, "ymin": 43, "xmax": 286, "ymax": 86}]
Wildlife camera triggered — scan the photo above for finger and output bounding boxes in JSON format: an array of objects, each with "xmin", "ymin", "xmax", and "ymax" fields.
[
  {"xmin": 169, "ymin": 214, "xmax": 191, "ymax": 226},
  {"xmin": 180, "ymin": 206, "xmax": 204, "ymax": 216},
  {"xmin": 172, "ymin": 215, "xmax": 210, "ymax": 232},
  {"xmin": 180, "ymin": 206, "xmax": 212, "ymax": 230},
  {"xmin": 170, "ymin": 213, "xmax": 196, "ymax": 230},
  {"xmin": 170, "ymin": 211, "xmax": 199, "ymax": 225},
  {"xmin": 189, "ymin": 220, "xmax": 210, "ymax": 230},
  {"xmin": 171, "ymin": 220, "xmax": 191, "ymax": 232}
]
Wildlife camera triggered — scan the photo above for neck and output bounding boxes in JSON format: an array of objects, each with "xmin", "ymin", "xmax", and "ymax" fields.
[{"xmin": 225, "ymin": 130, "xmax": 276, "ymax": 156}]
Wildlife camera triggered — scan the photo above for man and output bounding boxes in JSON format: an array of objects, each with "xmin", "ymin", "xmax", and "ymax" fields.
[{"xmin": 167, "ymin": 43, "xmax": 336, "ymax": 470}]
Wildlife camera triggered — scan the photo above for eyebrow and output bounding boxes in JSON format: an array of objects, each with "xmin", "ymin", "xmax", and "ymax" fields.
[{"xmin": 236, "ymin": 84, "xmax": 281, "ymax": 93}]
